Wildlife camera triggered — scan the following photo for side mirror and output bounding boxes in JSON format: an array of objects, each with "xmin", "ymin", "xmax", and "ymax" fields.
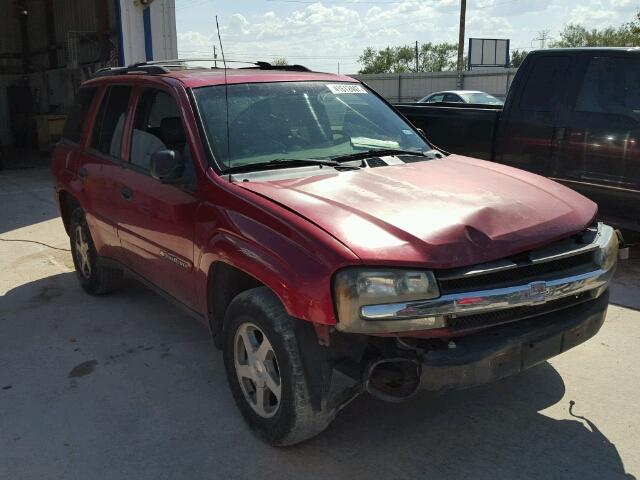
[{"xmin": 150, "ymin": 149, "xmax": 184, "ymax": 183}]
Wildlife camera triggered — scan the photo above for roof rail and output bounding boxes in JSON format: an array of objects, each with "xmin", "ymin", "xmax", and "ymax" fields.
[
  {"xmin": 91, "ymin": 59, "xmax": 312, "ymax": 78},
  {"xmin": 146, "ymin": 58, "xmax": 311, "ymax": 71},
  {"xmin": 92, "ymin": 64, "xmax": 174, "ymax": 77}
]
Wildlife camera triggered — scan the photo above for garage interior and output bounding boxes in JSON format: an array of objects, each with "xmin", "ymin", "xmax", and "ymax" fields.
[{"xmin": 0, "ymin": 0, "xmax": 119, "ymax": 169}]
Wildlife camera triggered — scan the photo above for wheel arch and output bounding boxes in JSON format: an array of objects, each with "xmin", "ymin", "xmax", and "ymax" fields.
[
  {"xmin": 206, "ymin": 261, "xmax": 267, "ymax": 345},
  {"xmin": 198, "ymin": 227, "xmax": 340, "ymax": 346},
  {"xmin": 58, "ymin": 189, "xmax": 81, "ymax": 235}
]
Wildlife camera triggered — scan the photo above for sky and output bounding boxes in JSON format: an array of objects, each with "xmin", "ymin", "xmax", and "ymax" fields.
[{"xmin": 174, "ymin": 0, "xmax": 639, "ymax": 74}]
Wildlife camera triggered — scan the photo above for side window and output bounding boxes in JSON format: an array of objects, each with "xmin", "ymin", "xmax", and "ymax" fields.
[
  {"xmin": 130, "ymin": 89, "xmax": 195, "ymax": 183},
  {"xmin": 520, "ymin": 56, "xmax": 570, "ymax": 111},
  {"xmin": 575, "ymin": 57, "xmax": 640, "ymax": 120},
  {"xmin": 91, "ymin": 85, "xmax": 132, "ymax": 158},
  {"xmin": 444, "ymin": 93, "xmax": 462, "ymax": 103},
  {"xmin": 63, "ymin": 87, "xmax": 97, "ymax": 143},
  {"xmin": 428, "ymin": 94, "xmax": 444, "ymax": 103}
]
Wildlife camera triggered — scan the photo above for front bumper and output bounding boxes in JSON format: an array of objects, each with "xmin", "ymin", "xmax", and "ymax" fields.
[
  {"xmin": 418, "ymin": 291, "xmax": 608, "ymax": 391},
  {"xmin": 336, "ymin": 223, "xmax": 617, "ymax": 334}
]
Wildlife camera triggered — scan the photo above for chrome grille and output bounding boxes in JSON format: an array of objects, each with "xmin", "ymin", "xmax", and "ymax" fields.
[
  {"xmin": 438, "ymin": 250, "xmax": 597, "ymax": 294},
  {"xmin": 432, "ymin": 232, "xmax": 604, "ymax": 331}
]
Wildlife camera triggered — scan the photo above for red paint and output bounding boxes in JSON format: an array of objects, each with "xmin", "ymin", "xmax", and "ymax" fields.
[{"xmin": 52, "ymin": 69, "xmax": 597, "ymax": 337}]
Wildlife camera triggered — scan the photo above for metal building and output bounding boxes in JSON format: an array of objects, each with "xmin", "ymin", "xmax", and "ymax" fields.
[{"xmin": 0, "ymin": 0, "xmax": 177, "ymax": 167}]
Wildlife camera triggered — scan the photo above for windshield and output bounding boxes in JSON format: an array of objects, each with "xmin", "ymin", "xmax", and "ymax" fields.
[
  {"xmin": 459, "ymin": 92, "xmax": 503, "ymax": 105},
  {"xmin": 193, "ymin": 81, "xmax": 430, "ymax": 171}
]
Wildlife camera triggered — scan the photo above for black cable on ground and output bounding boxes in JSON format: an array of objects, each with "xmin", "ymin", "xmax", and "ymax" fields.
[{"xmin": 0, "ymin": 238, "xmax": 70, "ymax": 252}]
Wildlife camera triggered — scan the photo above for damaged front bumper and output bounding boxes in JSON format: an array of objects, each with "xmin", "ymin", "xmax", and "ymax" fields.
[{"xmin": 418, "ymin": 291, "xmax": 608, "ymax": 391}]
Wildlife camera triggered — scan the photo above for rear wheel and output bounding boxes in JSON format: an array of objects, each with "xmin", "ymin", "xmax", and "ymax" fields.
[
  {"xmin": 223, "ymin": 287, "xmax": 334, "ymax": 446},
  {"xmin": 69, "ymin": 208, "xmax": 123, "ymax": 295}
]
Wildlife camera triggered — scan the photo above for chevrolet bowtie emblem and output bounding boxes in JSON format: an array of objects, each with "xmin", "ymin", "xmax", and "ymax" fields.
[{"xmin": 529, "ymin": 281, "xmax": 547, "ymax": 303}]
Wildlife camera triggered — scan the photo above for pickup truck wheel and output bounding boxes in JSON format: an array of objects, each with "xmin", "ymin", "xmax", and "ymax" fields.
[
  {"xmin": 223, "ymin": 287, "xmax": 334, "ymax": 446},
  {"xmin": 69, "ymin": 208, "xmax": 124, "ymax": 295}
]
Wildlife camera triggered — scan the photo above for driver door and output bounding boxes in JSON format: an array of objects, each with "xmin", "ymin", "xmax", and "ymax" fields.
[{"xmin": 117, "ymin": 86, "xmax": 199, "ymax": 309}]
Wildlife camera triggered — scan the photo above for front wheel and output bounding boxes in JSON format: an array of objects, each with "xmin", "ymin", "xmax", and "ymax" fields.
[{"xmin": 223, "ymin": 287, "xmax": 334, "ymax": 446}]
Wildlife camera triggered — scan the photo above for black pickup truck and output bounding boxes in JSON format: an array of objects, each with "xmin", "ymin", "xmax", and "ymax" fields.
[{"xmin": 396, "ymin": 48, "xmax": 640, "ymax": 232}]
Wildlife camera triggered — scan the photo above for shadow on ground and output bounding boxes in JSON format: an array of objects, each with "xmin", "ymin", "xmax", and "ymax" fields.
[
  {"xmin": 0, "ymin": 273, "xmax": 634, "ymax": 479},
  {"xmin": 0, "ymin": 166, "xmax": 59, "ymax": 235}
]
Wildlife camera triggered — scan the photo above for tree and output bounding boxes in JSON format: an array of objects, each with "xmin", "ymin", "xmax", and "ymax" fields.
[
  {"xmin": 419, "ymin": 42, "xmax": 458, "ymax": 72},
  {"xmin": 510, "ymin": 49, "xmax": 528, "ymax": 68},
  {"xmin": 271, "ymin": 57, "xmax": 288, "ymax": 66},
  {"xmin": 551, "ymin": 12, "xmax": 640, "ymax": 48},
  {"xmin": 358, "ymin": 42, "xmax": 458, "ymax": 74}
]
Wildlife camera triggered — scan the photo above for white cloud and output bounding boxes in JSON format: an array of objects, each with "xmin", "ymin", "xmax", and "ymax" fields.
[
  {"xmin": 176, "ymin": 0, "xmax": 639, "ymax": 73},
  {"xmin": 177, "ymin": 31, "xmax": 212, "ymax": 47},
  {"xmin": 569, "ymin": 2, "xmax": 618, "ymax": 26}
]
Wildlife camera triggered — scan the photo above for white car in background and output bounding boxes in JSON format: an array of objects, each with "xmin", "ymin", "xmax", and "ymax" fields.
[{"xmin": 418, "ymin": 90, "xmax": 503, "ymax": 105}]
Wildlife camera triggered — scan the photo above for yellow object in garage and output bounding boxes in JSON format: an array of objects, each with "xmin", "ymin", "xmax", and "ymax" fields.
[{"xmin": 35, "ymin": 115, "xmax": 66, "ymax": 152}]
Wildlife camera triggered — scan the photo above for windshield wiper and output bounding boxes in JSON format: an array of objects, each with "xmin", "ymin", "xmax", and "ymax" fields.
[
  {"xmin": 332, "ymin": 149, "xmax": 427, "ymax": 162},
  {"xmin": 224, "ymin": 158, "xmax": 341, "ymax": 174}
]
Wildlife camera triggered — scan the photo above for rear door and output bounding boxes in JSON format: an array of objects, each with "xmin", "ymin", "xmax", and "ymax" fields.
[
  {"xmin": 81, "ymin": 84, "xmax": 133, "ymax": 260},
  {"xmin": 496, "ymin": 55, "xmax": 571, "ymax": 175},
  {"xmin": 117, "ymin": 85, "xmax": 199, "ymax": 309},
  {"xmin": 553, "ymin": 55, "xmax": 640, "ymax": 227}
]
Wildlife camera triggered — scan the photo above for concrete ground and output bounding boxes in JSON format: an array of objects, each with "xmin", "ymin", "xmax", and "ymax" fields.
[{"xmin": 1, "ymin": 165, "xmax": 639, "ymax": 480}]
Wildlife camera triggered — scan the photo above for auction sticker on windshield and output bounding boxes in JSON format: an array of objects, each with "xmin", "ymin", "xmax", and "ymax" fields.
[{"xmin": 326, "ymin": 84, "xmax": 368, "ymax": 94}]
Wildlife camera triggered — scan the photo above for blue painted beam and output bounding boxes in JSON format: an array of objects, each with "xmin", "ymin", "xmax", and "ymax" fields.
[{"xmin": 143, "ymin": 7, "xmax": 153, "ymax": 61}]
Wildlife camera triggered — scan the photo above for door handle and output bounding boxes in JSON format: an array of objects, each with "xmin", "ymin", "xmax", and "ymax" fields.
[
  {"xmin": 78, "ymin": 167, "xmax": 88, "ymax": 179},
  {"xmin": 553, "ymin": 127, "xmax": 566, "ymax": 142},
  {"xmin": 120, "ymin": 186, "xmax": 133, "ymax": 200}
]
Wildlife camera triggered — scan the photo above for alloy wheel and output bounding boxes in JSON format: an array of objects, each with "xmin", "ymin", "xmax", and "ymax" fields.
[
  {"xmin": 74, "ymin": 225, "xmax": 92, "ymax": 279},
  {"xmin": 234, "ymin": 322, "xmax": 282, "ymax": 418}
]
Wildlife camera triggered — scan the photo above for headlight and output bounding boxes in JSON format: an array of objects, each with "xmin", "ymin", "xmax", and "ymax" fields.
[
  {"xmin": 334, "ymin": 268, "xmax": 440, "ymax": 333},
  {"xmin": 594, "ymin": 223, "xmax": 618, "ymax": 272}
]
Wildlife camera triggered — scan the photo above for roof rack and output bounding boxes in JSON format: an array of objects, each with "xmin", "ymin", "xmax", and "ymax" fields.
[
  {"xmin": 142, "ymin": 58, "xmax": 311, "ymax": 71},
  {"xmin": 243, "ymin": 61, "xmax": 311, "ymax": 72},
  {"xmin": 92, "ymin": 64, "xmax": 177, "ymax": 77},
  {"xmin": 91, "ymin": 59, "xmax": 312, "ymax": 78}
]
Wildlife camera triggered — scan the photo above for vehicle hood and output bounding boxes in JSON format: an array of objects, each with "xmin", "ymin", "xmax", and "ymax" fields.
[{"xmin": 238, "ymin": 155, "xmax": 597, "ymax": 269}]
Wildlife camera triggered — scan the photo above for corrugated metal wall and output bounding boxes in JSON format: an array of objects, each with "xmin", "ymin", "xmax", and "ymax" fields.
[
  {"xmin": 354, "ymin": 69, "xmax": 519, "ymax": 103},
  {"xmin": 0, "ymin": 76, "xmax": 20, "ymax": 145},
  {"xmin": 0, "ymin": 0, "xmax": 23, "ymax": 75},
  {"xmin": 0, "ymin": 0, "xmax": 116, "ymax": 146}
]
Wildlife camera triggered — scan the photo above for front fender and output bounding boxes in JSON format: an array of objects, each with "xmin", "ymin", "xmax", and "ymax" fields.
[{"xmin": 197, "ymin": 209, "xmax": 356, "ymax": 325}]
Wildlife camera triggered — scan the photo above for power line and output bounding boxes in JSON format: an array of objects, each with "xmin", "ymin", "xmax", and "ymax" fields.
[
  {"xmin": 263, "ymin": 0, "xmax": 403, "ymax": 3},
  {"xmin": 179, "ymin": 49, "xmax": 360, "ymax": 59}
]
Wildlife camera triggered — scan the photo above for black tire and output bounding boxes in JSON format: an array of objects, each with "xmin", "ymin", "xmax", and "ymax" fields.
[
  {"xmin": 223, "ymin": 287, "xmax": 334, "ymax": 446},
  {"xmin": 69, "ymin": 207, "xmax": 124, "ymax": 295}
]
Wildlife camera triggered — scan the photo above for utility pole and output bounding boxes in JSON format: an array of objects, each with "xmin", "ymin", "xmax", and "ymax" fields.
[
  {"xmin": 213, "ymin": 44, "xmax": 218, "ymax": 68},
  {"xmin": 337, "ymin": 61, "xmax": 340, "ymax": 74},
  {"xmin": 532, "ymin": 30, "xmax": 551, "ymax": 49},
  {"xmin": 456, "ymin": 0, "xmax": 466, "ymax": 88},
  {"xmin": 415, "ymin": 40, "xmax": 419, "ymax": 72}
]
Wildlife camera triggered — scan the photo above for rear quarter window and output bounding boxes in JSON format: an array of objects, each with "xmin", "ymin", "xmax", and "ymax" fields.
[
  {"xmin": 519, "ymin": 56, "xmax": 570, "ymax": 111},
  {"xmin": 62, "ymin": 87, "xmax": 98, "ymax": 143}
]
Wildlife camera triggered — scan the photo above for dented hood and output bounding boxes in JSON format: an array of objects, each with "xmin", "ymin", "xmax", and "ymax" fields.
[{"xmin": 239, "ymin": 156, "xmax": 597, "ymax": 269}]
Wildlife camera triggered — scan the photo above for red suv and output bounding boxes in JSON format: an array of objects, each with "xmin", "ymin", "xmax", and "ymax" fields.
[{"xmin": 53, "ymin": 61, "xmax": 618, "ymax": 446}]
